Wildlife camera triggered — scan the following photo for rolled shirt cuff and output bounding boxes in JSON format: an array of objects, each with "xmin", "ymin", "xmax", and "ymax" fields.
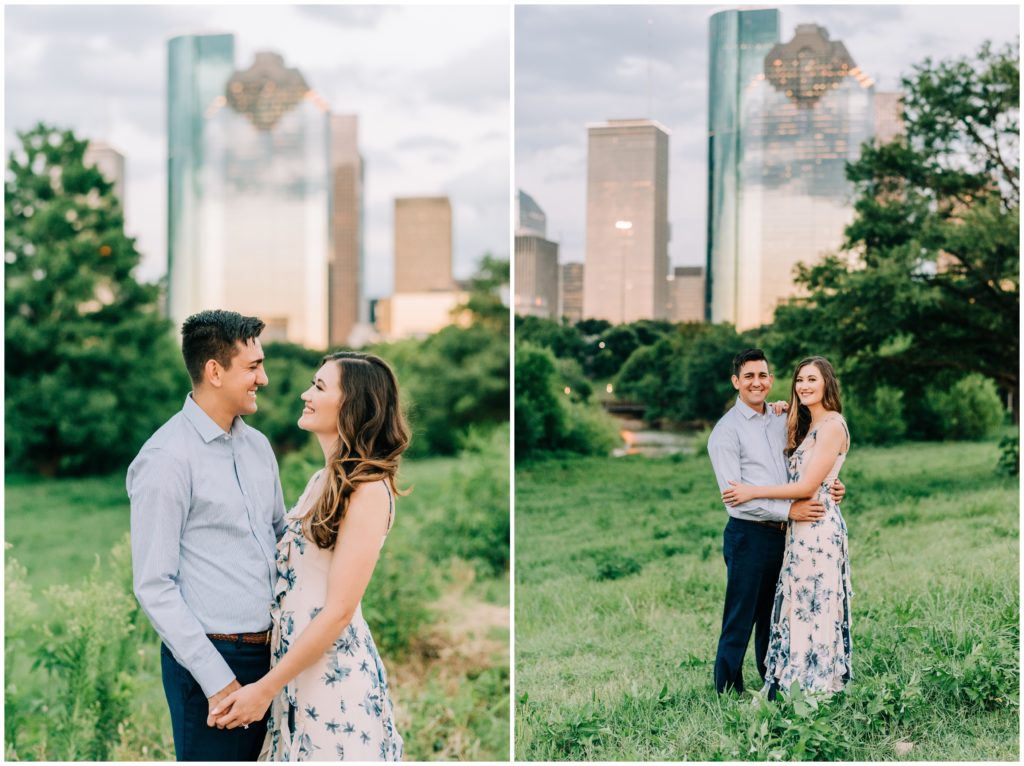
[{"xmin": 190, "ymin": 646, "xmax": 237, "ymax": 698}]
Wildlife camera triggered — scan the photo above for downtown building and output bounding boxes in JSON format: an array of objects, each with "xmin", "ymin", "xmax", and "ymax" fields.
[
  {"xmin": 583, "ymin": 119, "xmax": 670, "ymax": 324},
  {"xmin": 167, "ymin": 34, "xmax": 363, "ymax": 349},
  {"xmin": 377, "ymin": 196, "xmax": 465, "ymax": 339},
  {"xmin": 560, "ymin": 262, "xmax": 584, "ymax": 324},
  {"xmin": 706, "ymin": 10, "xmax": 884, "ymax": 329},
  {"xmin": 514, "ymin": 190, "xmax": 560, "ymax": 319}
]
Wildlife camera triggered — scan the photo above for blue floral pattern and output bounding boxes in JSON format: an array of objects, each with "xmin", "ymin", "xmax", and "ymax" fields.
[
  {"xmin": 764, "ymin": 415, "xmax": 853, "ymax": 695},
  {"xmin": 267, "ymin": 472, "xmax": 403, "ymax": 761}
]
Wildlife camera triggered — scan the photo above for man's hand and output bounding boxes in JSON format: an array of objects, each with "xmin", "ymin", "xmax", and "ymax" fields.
[
  {"xmin": 206, "ymin": 679, "xmax": 241, "ymax": 727},
  {"xmin": 210, "ymin": 681, "xmax": 275, "ymax": 730},
  {"xmin": 769, "ymin": 400, "xmax": 789, "ymax": 416},
  {"xmin": 830, "ymin": 478, "xmax": 846, "ymax": 504},
  {"xmin": 788, "ymin": 498, "xmax": 825, "ymax": 522}
]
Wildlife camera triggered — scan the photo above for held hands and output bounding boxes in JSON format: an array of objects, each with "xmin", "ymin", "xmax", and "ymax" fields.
[
  {"xmin": 769, "ymin": 400, "xmax": 789, "ymax": 416},
  {"xmin": 207, "ymin": 680, "xmax": 274, "ymax": 730},
  {"xmin": 721, "ymin": 481, "xmax": 757, "ymax": 506}
]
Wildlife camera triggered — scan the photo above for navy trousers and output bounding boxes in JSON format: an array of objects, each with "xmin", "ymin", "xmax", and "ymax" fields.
[
  {"xmin": 160, "ymin": 639, "xmax": 271, "ymax": 761},
  {"xmin": 713, "ymin": 517, "xmax": 787, "ymax": 694}
]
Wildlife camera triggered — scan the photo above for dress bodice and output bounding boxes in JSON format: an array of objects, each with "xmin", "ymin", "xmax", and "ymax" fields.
[{"xmin": 787, "ymin": 414, "xmax": 850, "ymax": 495}]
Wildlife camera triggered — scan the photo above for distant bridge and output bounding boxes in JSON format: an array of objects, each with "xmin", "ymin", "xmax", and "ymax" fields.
[{"xmin": 602, "ymin": 400, "xmax": 646, "ymax": 416}]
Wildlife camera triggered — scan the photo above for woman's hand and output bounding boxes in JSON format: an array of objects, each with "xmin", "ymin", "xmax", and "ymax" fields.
[
  {"xmin": 208, "ymin": 681, "xmax": 274, "ymax": 730},
  {"xmin": 722, "ymin": 481, "xmax": 757, "ymax": 506},
  {"xmin": 770, "ymin": 400, "xmax": 789, "ymax": 416}
]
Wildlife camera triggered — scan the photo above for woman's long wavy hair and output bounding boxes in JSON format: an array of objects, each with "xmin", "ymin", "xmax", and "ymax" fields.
[
  {"xmin": 785, "ymin": 356, "xmax": 843, "ymax": 456},
  {"xmin": 301, "ymin": 352, "xmax": 411, "ymax": 549}
]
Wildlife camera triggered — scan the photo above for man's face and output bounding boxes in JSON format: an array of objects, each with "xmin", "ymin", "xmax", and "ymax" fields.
[
  {"xmin": 732, "ymin": 359, "xmax": 773, "ymax": 410},
  {"xmin": 216, "ymin": 338, "xmax": 268, "ymax": 417}
]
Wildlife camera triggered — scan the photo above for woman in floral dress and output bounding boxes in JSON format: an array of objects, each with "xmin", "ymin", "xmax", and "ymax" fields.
[
  {"xmin": 722, "ymin": 356, "xmax": 852, "ymax": 696},
  {"xmin": 210, "ymin": 351, "xmax": 409, "ymax": 760}
]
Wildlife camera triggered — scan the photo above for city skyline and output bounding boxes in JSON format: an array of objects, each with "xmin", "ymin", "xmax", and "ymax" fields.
[
  {"xmin": 516, "ymin": 4, "xmax": 1019, "ymax": 273},
  {"xmin": 4, "ymin": 5, "xmax": 510, "ymax": 300}
]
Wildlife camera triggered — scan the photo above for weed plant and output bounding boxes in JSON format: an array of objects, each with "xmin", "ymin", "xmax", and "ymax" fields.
[{"xmin": 515, "ymin": 438, "xmax": 1018, "ymax": 760}]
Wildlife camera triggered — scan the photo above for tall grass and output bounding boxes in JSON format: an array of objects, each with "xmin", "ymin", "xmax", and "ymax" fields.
[
  {"xmin": 514, "ymin": 438, "xmax": 1019, "ymax": 760},
  {"xmin": 5, "ymin": 435, "xmax": 509, "ymax": 761}
]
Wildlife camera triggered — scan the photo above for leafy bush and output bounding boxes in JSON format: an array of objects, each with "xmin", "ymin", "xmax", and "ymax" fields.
[
  {"xmin": 423, "ymin": 426, "xmax": 510, "ymax": 576},
  {"xmin": 926, "ymin": 374, "xmax": 1004, "ymax": 440},
  {"xmin": 845, "ymin": 385, "xmax": 907, "ymax": 445},
  {"xmin": 997, "ymin": 432, "xmax": 1018, "ymax": 475},
  {"xmin": 516, "ymin": 343, "xmax": 619, "ymax": 460}
]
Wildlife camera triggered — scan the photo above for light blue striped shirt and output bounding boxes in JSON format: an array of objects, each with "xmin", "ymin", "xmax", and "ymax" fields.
[
  {"xmin": 127, "ymin": 395, "xmax": 286, "ymax": 696},
  {"xmin": 707, "ymin": 397, "xmax": 793, "ymax": 523}
]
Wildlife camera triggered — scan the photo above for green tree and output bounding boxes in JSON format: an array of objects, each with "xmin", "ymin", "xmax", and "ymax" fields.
[
  {"xmin": 781, "ymin": 41, "xmax": 1019, "ymax": 426},
  {"xmin": 5, "ymin": 124, "xmax": 185, "ymax": 475},
  {"xmin": 514, "ymin": 314, "xmax": 586, "ymax": 363},
  {"xmin": 457, "ymin": 252, "xmax": 509, "ymax": 335}
]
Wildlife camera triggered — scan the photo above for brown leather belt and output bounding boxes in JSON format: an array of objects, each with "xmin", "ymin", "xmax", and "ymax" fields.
[
  {"xmin": 207, "ymin": 630, "xmax": 271, "ymax": 645},
  {"xmin": 749, "ymin": 519, "xmax": 787, "ymax": 533}
]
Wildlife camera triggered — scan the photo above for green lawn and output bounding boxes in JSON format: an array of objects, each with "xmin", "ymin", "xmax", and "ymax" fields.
[
  {"xmin": 514, "ymin": 439, "xmax": 1019, "ymax": 760},
  {"xmin": 6, "ymin": 450, "xmax": 509, "ymax": 761}
]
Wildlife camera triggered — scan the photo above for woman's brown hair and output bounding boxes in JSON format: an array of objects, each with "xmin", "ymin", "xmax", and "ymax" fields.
[
  {"xmin": 785, "ymin": 356, "xmax": 843, "ymax": 455},
  {"xmin": 302, "ymin": 352, "xmax": 411, "ymax": 549}
]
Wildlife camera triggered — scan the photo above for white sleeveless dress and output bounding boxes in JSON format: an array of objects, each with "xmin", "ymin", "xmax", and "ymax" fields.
[
  {"xmin": 764, "ymin": 414, "xmax": 853, "ymax": 694},
  {"xmin": 266, "ymin": 471, "xmax": 403, "ymax": 761}
]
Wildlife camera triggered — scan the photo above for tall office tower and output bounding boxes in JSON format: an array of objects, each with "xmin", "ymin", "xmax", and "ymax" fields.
[
  {"xmin": 706, "ymin": 11, "xmax": 876, "ymax": 329},
  {"xmin": 167, "ymin": 35, "xmax": 330, "ymax": 347},
  {"xmin": 514, "ymin": 233, "xmax": 559, "ymax": 318},
  {"xmin": 329, "ymin": 114, "xmax": 363, "ymax": 347},
  {"xmin": 516, "ymin": 189, "xmax": 547, "ymax": 237},
  {"xmin": 394, "ymin": 197, "xmax": 453, "ymax": 293},
  {"xmin": 668, "ymin": 266, "xmax": 705, "ymax": 322},
  {"xmin": 84, "ymin": 141, "xmax": 126, "ymax": 203},
  {"xmin": 583, "ymin": 119, "xmax": 670, "ymax": 323},
  {"xmin": 873, "ymin": 91, "xmax": 904, "ymax": 144},
  {"xmin": 560, "ymin": 262, "xmax": 584, "ymax": 324}
]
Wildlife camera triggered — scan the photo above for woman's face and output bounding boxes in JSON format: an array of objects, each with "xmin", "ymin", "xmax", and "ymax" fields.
[
  {"xmin": 298, "ymin": 362, "xmax": 343, "ymax": 435},
  {"xmin": 794, "ymin": 363, "xmax": 825, "ymax": 408}
]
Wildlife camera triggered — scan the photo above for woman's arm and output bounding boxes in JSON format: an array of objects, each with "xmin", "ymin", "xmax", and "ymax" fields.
[
  {"xmin": 722, "ymin": 420, "xmax": 846, "ymax": 505},
  {"xmin": 209, "ymin": 481, "xmax": 391, "ymax": 729}
]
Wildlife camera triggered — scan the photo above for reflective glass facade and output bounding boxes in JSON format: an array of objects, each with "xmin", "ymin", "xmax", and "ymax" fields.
[
  {"xmin": 168, "ymin": 36, "xmax": 329, "ymax": 347},
  {"xmin": 707, "ymin": 13, "xmax": 875, "ymax": 329}
]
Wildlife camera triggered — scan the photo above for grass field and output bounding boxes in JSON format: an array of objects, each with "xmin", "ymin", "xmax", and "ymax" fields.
[
  {"xmin": 6, "ymin": 449, "xmax": 509, "ymax": 761},
  {"xmin": 514, "ymin": 438, "xmax": 1019, "ymax": 760}
]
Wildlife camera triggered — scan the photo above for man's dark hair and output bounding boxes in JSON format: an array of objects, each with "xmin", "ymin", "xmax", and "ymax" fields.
[
  {"xmin": 181, "ymin": 310, "xmax": 266, "ymax": 385},
  {"xmin": 732, "ymin": 348, "xmax": 769, "ymax": 377}
]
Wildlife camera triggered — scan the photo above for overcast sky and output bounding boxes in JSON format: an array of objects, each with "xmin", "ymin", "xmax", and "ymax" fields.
[
  {"xmin": 5, "ymin": 5, "xmax": 510, "ymax": 298},
  {"xmin": 516, "ymin": 4, "xmax": 1019, "ymax": 268}
]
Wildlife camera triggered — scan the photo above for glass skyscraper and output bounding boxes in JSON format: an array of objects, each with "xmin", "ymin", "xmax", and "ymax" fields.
[
  {"xmin": 706, "ymin": 11, "xmax": 876, "ymax": 329},
  {"xmin": 167, "ymin": 35, "xmax": 330, "ymax": 348}
]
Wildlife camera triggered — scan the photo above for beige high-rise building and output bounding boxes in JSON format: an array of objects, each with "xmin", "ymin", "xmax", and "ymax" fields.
[
  {"xmin": 329, "ymin": 115, "xmax": 363, "ymax": 347},
  {"xmin": 84, "ymin": 141, "xmax": 126, "ymax": 203},
  {"xmin": 514, "ymin": 234, "xmax": 559, "ymax": 318},
  {"xmin": 394, "ymin": 197, "xmax": 453, "ymax": 293},
  {"xmin": 874, "ymin": 91, "xmax": 904, "ymax": 145},
  {"xmin": 668, "ymin": 266, "xmax": 705, "ymax": 322},
  {"xmin": 560, "ymin": 262, "xmax": 584, "ymax": 324},
  {"xmin": 583, "ymin": 119, "xmax": 670, "ymax": 323}
]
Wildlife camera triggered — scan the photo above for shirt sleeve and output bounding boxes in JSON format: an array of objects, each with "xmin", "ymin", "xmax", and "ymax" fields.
[
  {"xmin": 707, "ymin": 421, "xmax": 792, "ymax": 523},
  {"xmin": 127, "ymin": 448, "xmax": 235, "ymax": 697},
  {"xmin": 270, "ymin": 451, "xmax": 286, "ymax": 540}
]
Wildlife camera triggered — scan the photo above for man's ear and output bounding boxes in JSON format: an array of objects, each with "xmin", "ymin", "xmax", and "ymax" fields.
[
  {"xmin": 204, "ymin": 358, "xmax": 224, "ymax": 389},
  {"xmin": 731, "ymin": 375, "xmax": 740, "ymax": 391}
]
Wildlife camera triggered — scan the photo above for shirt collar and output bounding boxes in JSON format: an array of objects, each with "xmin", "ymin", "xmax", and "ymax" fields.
[
  {"xmin": 733, "ymin": 397, "xmax": 768, "ymax": 420},
  {"xmin": 182, "ymin": 393, "xmax": 244, "ymax": 443}
]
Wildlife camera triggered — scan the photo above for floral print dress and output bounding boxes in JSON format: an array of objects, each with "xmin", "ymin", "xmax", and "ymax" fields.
[
  {"xmin": 266, "ymin": 471, "xmax": 403, "ymax": 761},
  {"xmin": 764, "ymin": 414, "xmax": 853, "ymax": 695}
]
